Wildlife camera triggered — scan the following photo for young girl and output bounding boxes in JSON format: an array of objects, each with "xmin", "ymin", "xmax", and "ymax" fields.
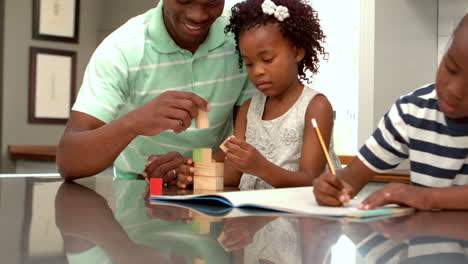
[
  {"xmin": 177, "ymin": 0, "xmax": 340, "ymax": 190},
  {"xmin": 313, "ymin": 14, "xmax": 468, "ymax": 210}
]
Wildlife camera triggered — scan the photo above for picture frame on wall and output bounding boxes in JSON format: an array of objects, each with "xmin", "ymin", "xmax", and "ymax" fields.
[
  {"xmin": 32, "ymin": 0, "xmax": 80, "ymax": 43},
  {"xmin": 29, "ymin": 47, "xmax": 77, "ymax": 124}
]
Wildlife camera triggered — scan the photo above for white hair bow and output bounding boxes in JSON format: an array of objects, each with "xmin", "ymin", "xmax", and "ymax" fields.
[{"xmin": 261, "ymin": 0, "xmax": 290, "ymax": 22}]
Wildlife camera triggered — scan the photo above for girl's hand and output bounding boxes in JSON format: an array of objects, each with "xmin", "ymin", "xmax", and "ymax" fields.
[
  {"xmin": 224, "ymin": 136, "xmax": 267, "ymax": 175},
  {"xmin": 358, "ymin": 183, "xmax": 433, "ymax": 210},
  {"xmin": 220, "ymin": 216, "xmax": 276, "ymax": 251}
]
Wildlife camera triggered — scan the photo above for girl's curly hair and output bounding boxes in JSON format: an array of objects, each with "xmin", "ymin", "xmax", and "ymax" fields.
[{"xmin": 225, "ymin": 0, "xmax": 327, "ymax": 83}]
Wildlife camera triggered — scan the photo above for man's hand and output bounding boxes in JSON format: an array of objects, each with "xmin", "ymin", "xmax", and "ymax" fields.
[
  {"xmin": 143, "ymin": 152, "xmax": 186, "ymax": 186},
  {"xmin": 313, "ymin": 172, "xmax": 354, "ymax": 206},
  {"xmin": 125, "ymin": 91, "xmax": 210, "ymax": 136},
  {"xmin": 358, "ymin": 183, "xmax": 433, "ymax": 210},
  {"xmin": 224, "ymin": 136, "xmax": 267, "ymax": 176}
]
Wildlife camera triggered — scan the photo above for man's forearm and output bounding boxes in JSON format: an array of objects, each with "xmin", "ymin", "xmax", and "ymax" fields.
[{"xmin": 57, "ymin": 116, "xmax": 138, "ymax": 180}]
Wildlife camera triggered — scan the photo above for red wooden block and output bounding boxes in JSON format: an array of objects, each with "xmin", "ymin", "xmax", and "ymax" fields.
[{"xmin": 150, "ymin": 178, "xmax": 163, "ymax": 196}]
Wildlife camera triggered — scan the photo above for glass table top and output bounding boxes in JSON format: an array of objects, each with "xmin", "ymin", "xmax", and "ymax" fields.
[{"xmin": 1, "ymin": 174, "xmax": 467, "ymax": 264}]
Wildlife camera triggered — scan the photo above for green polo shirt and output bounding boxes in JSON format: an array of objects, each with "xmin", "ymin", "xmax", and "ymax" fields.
[{"xmin": 73, "ymin": 2, "xmax": 255, "ymax": 179}]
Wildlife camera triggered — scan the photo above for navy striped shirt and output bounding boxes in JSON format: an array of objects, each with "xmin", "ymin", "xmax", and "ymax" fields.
[{"xmin": 358, "ymin": 84, "xmax": 468, "ymax": 187}]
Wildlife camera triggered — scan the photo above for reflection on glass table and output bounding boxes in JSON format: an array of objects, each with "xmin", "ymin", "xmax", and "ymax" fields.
[{"xmin": 53, "ymin": 178, "xmax": 468, "ymax": 264}]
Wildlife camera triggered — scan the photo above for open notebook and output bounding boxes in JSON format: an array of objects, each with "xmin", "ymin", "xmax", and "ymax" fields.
[{"xmin": 150, "ymin": 187, "xmax": 414, "ymax": 219}]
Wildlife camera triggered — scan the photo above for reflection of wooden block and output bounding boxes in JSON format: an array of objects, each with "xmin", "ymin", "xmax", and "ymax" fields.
[
  {"xmin": 193, "ymin": 259, "xmax": 206, "ymax": 264},
  {"xmin": 194, "ymin": 162, "xmax": 224, "ymax": 177},
  {"xmin": 194, "ymin": 176, "xmax": 223, "ymax": 191},
  {"xmin": 192, "ymin": 220, "xmax": 211, "ymax": 234},
  {"xmin": 196, "ymin": 110, "xmax": 209, "ymax": 129},
  {"xmin": 217, "ymin": 231, "xmax": 226, "ymax": 243},
  {"xmin": 192, "ymin": 211, "xmax": 222, "ymax": 222},
  {"xmin": 193, "ymin": 148, "xmax": 212, "ymax": 163}
]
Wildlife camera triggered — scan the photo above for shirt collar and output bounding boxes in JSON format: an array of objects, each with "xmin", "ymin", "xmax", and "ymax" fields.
[{"xmin": 146, "ymin": 1, "xmax": 227, "ymax": 54}]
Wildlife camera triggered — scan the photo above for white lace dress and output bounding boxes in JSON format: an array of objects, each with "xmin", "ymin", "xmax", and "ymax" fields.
[{"xmin": 239, "ymin": 86, "xmax": 341, "ymax": 190}]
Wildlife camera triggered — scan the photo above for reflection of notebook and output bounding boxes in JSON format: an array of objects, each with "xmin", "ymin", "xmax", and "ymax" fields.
[{"xmin": 150, "ymin": 187, "xmax": 414, "ymax": 219}]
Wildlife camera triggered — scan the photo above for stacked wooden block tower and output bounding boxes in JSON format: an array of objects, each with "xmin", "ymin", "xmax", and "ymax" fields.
[{"xmin": 194, "ymin": 110, "xmax": 224, "ymax": 191}]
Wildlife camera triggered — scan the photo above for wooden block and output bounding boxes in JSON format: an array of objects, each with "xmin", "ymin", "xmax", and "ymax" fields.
[
  {"xmin": 217, "ymin": 231, "xmax": 228, "ymax": 251},
  {"xmin": 150, "ymin": 178, "xmax": 163, "ymax": 196},
  {"xmin": 196, "ymin": 110, "xmax": 209, "ymax": 129},
  {"xmin": 217, "ymin": 231, "xmax": 226, "ymax": 244},
  {"xmin": 194, "ymin": 176, "xmax": 223, "ymax": 191},
  {"xmin": 193, "ymin": 189, "xmax": 217, "ymax": 195},
  {"xmin": 192, "ymin": 220, "xmax": 211, "ymax": 234},
  {"xmin": 194, "ymin": 162, "xmax": 224, "ymax": 177},
  {"xmin": 192, "ymin": 211, "xmax": 222, "ymax": 222},
  {"xmin": 192, "ymin": 148, "xmax": 212, "ymax": 163},
  {"xmin": 220, "ymin": 137, "xmax": 231, "ymax": 153}
]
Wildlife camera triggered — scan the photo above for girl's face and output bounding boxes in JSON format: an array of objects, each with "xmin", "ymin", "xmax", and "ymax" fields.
[
  {"xmin": 239, "ymin": 23, "xmax": 305, "ymax": 97},
  {"xmin": 436, "ymin": 19, "xmax": 468, "ymax": 120}
]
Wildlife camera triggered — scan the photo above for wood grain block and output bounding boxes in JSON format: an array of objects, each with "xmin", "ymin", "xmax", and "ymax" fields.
[
  {"xmin": 219, "ymin": 137, "xmax": 231, "ymax": 153},
  {"xmin": 193, "ymin": 258, "xmax": 206, "ymax": 264},
  {"xmin": 192, "ymin": 211, "xmax": 222, "ymax": 222},
  {"xmin": 193, "ymin": 176, "xmax": 223, "ymax": 191},
  {"xmin": 192, "ymin": 148, "xmax": 212, "ymax": 163},
  {"xmin": 192, "ymin": 220, "xmax": 210, "ymax": 234},
  {"xmin": 194, "ymin": 162, "xmax": 224, "ymax": 177},
  {"xmin": 217, "ymin": 231, "xmax": 226, "ymax": 244},
  {"xmin": 196, "ymin": 110, "xmax": 209, "ymax": 129}
]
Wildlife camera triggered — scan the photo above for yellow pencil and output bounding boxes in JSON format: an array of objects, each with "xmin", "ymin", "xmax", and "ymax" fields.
[{"xmin": 311, "ymin": 118, "xmax": 336, "ymax": 175}]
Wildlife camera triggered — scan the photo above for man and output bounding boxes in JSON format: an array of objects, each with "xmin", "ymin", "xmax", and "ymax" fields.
[{"xmin": 57, "ymin": 0, "xmax": 254, "ymax": 182}]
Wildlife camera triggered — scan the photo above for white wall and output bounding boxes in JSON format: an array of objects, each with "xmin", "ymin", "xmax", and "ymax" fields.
[
  {"xmin": 369, "ymin": 0, "xmax": 438, "ymax": 136},
  {"xmin": 438, "ymin": 0, "xmax": 468, "ymax": 64}
]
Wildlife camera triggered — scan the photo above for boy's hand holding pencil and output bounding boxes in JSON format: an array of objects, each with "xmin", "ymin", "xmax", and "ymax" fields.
[
  {"xmin": 313, "ymin": 172, "xmax": 354, "ymax": 206},
  {"xmin": 311, "ymin": 118, "xmax": 354, "ymax": 206}
]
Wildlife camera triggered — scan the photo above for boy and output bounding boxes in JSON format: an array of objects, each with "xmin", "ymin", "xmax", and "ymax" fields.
[{"xmin": 313, "ymin": 14, "xmax": 468, "ymax": 210}]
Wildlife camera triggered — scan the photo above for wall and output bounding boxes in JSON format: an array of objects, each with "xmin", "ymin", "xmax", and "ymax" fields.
[
  {"xmin": 358, "ymin": 0, "xmax": 438, "ymax": 148},
  {"xmin": 437, "ymin": 0, "xmax": 468, "ymax": 64},
  {"xmin": 1, "ymin": 0, "xmax": 102, "ymax": 172},
  {"xmin": 0, "ymin": 0, "xmax": 157, "ymax": 172},
  {"xmin": 98, "ymin": 0, "xmax": 156, "ymax": 43}
]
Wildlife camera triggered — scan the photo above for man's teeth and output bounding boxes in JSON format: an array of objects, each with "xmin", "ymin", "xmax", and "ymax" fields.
[{"xmin": 185, "ymin": 24, "xmax": 200, "ymax": 30}]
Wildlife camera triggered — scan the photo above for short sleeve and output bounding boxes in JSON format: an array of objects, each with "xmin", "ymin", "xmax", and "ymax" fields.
[
  {"xmin": 358, "ymin": 99, "xmax": 410, "ymax": 173},
  {"xmin": 72, "ymin": 44, "xmax": 129, "ymax": 123}
]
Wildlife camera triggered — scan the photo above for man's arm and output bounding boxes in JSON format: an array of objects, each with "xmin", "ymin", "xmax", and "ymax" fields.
[
  {"xmin": 56, "ymin": 111, "xmax": 137, "ymax": 181},
  {"xmin": 57, "ymin": 91, "xmax": 209, "ymax": 181}
]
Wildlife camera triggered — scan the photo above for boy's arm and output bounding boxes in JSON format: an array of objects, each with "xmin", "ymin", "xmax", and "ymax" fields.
[
  {"xmin": 313, "ymin": 158, "xmax": 375, "ymax": 206},
  {"xmin": 360, "ymin": 183, "xmax": 468, "ymax": 210}
]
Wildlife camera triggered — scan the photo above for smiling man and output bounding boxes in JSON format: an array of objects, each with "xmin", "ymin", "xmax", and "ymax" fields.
[{"xmin": 57, "ymin": 0, "xmax": 255, "ymax": 181}]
